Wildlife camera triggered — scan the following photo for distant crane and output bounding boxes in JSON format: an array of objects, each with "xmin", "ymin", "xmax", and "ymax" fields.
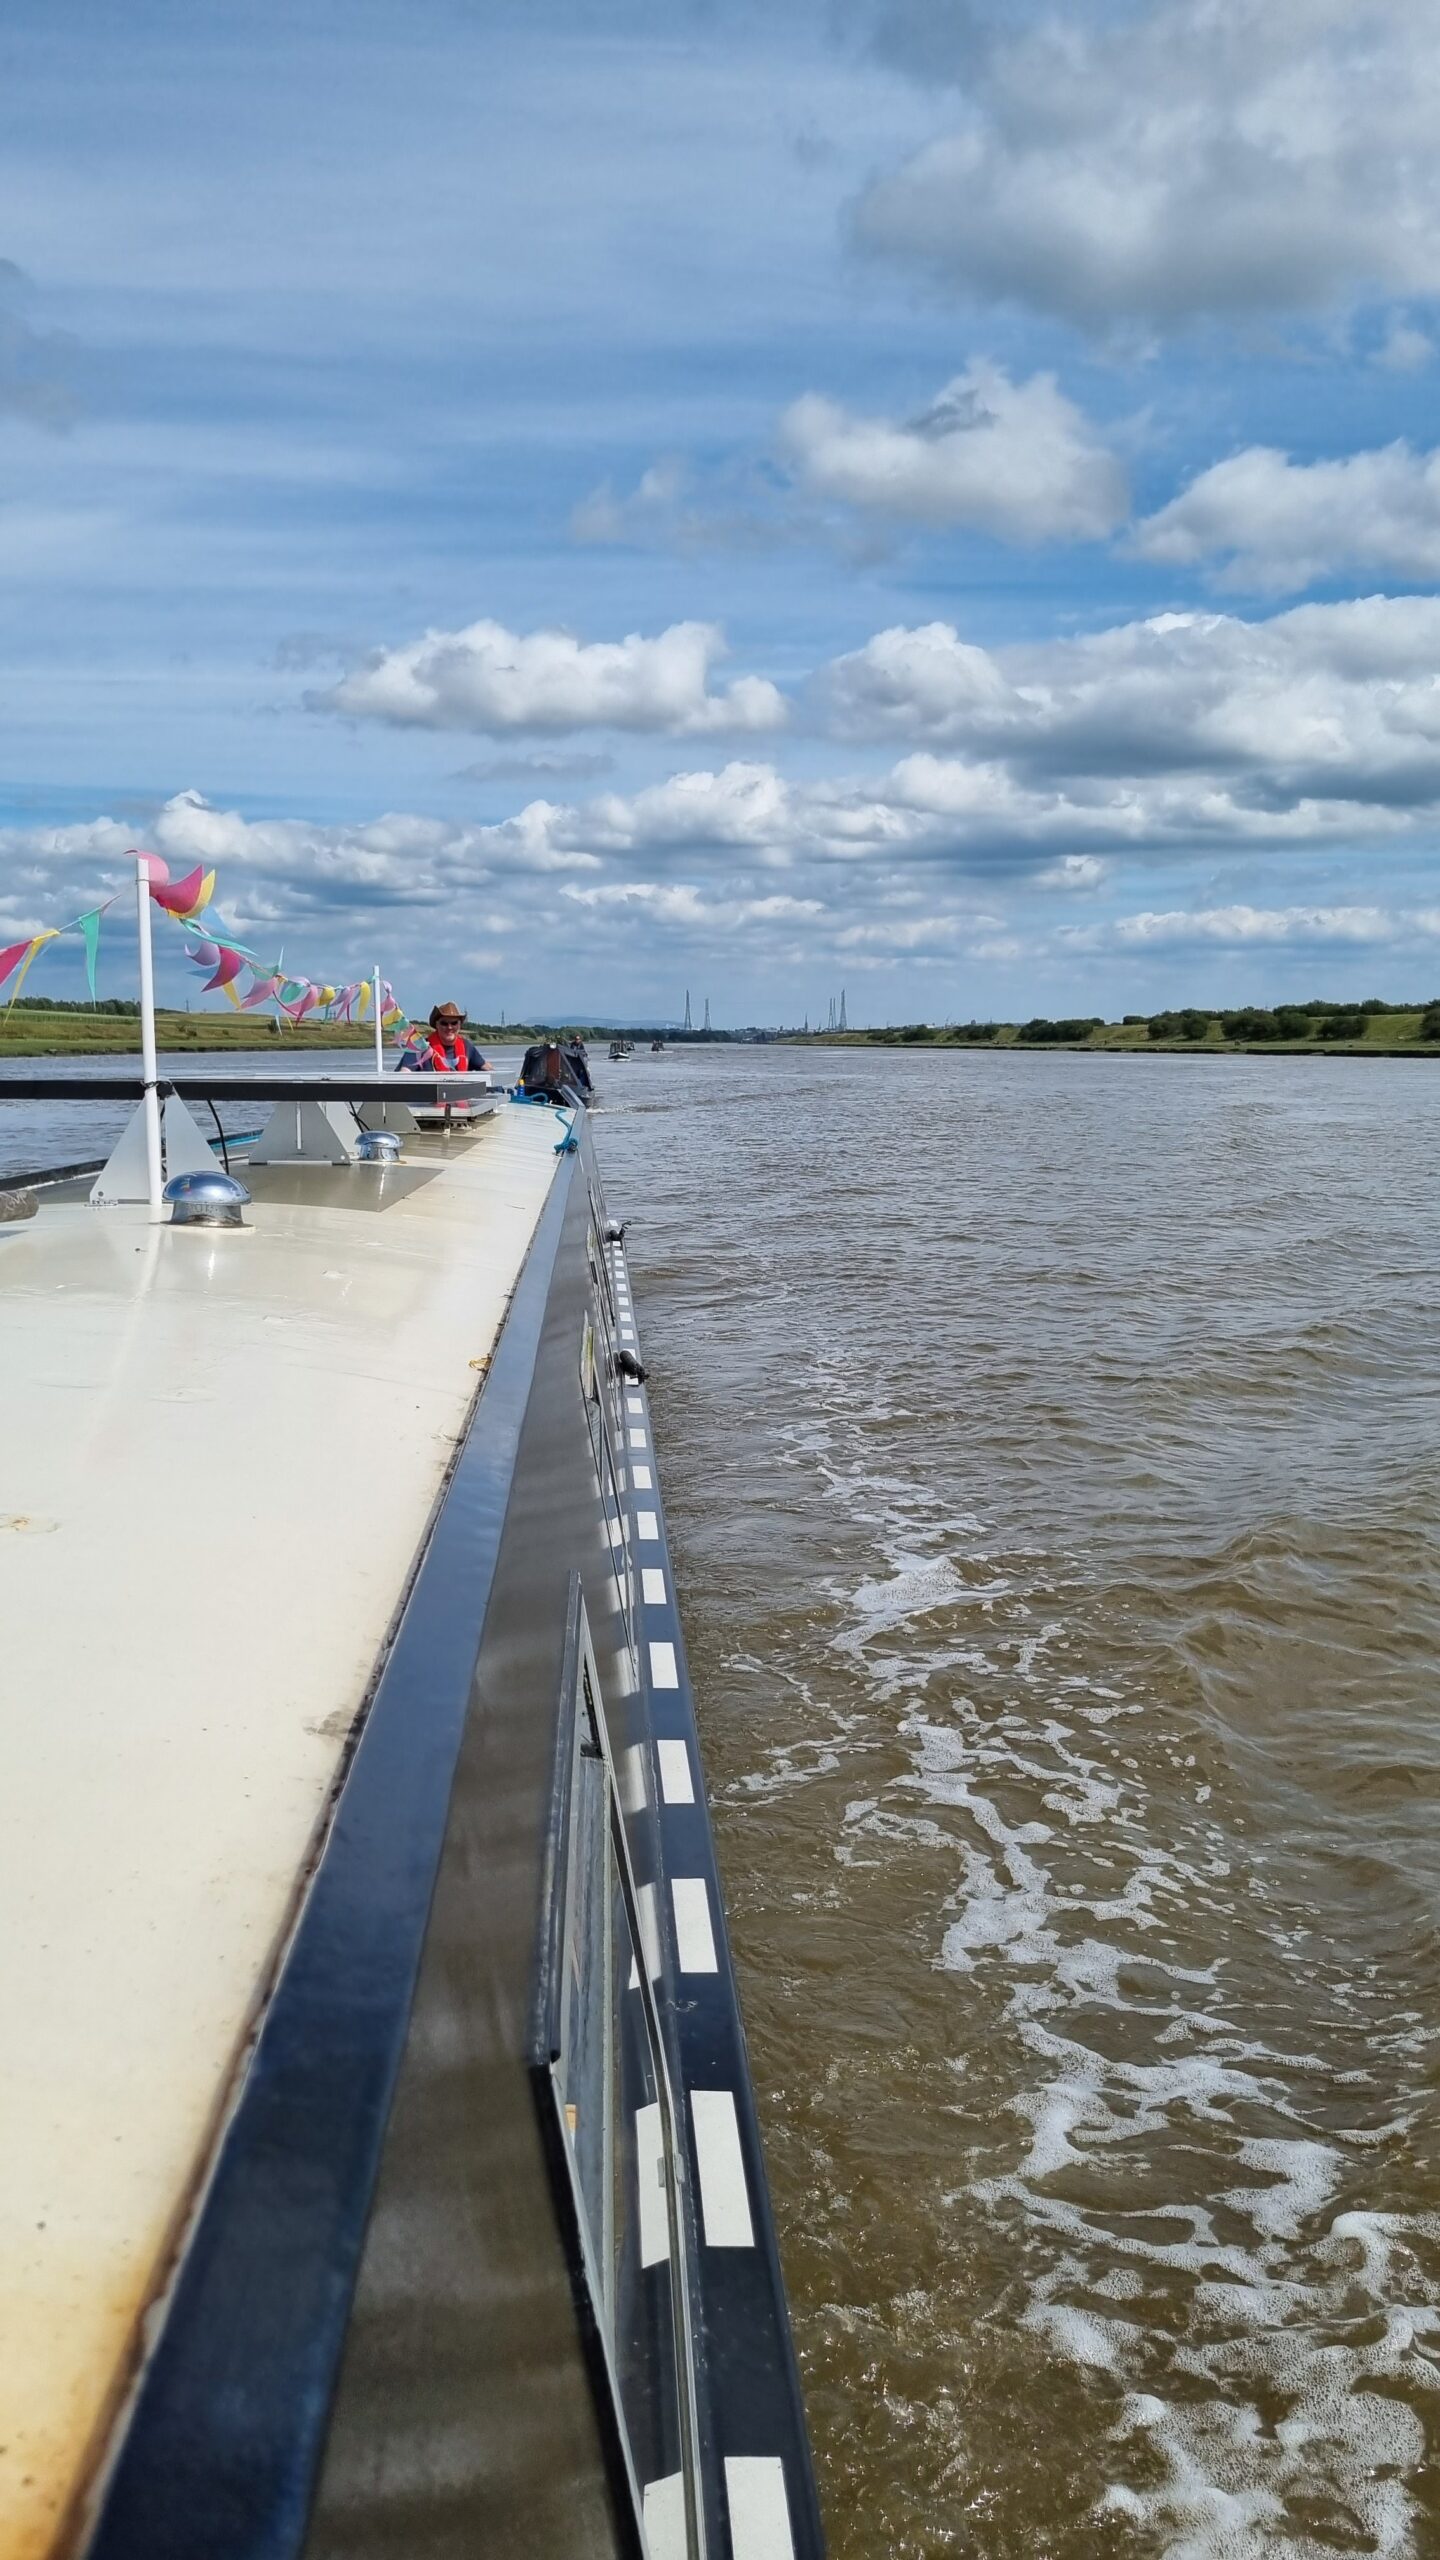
[
  {"xmin": 702, "ymin": 996, "xmax": 711, "ymax": 1033},
  {"xmin": 839, "ymin": 987, "xmax": 848, "ymax": 1032},
  {"xmin": 683, "ymin": 989, "xmax": 692, "ymax": 1034}
]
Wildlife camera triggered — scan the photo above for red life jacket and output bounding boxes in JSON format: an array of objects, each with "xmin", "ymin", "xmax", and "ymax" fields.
[{"xmin": 425, "ymin": 1030, "xmax": 470, "ymax": 1072}]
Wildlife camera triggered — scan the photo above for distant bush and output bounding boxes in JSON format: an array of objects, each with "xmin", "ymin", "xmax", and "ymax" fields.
[
  {"xmin": 1421, "ymin": 1010, "xmax": 1440, "ymax": 1041},
  {"xmin": 1223, "ymin": 1009, "xmax": 1285, "ymax": 1040},
  {"xmin": 1147, "ymin": 1010, "xmax": 1210, "ymax": 1041},
  {"xmin": 1316, "ymin": 1012, "xmax": 1366, "ymax": 1040},
  {"xmin": 16, "ymin": 995, "xmax": 140, "ymax": 1016},
  {"xmin": 946, "ymin": 1021, "xmax": 1000, "ymax": 1043},
  {"xmin": 898, "ymin": 1022, "xmax": 933, "ymax": 1042},
  {"xmin": 1016, "ymin": 1016, "xmax": 1102, "ymax": 1043}
]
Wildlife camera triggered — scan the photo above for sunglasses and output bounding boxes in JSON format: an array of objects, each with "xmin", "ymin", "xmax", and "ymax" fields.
[{"xmin": 435, "ymin": 1014, "xmax": 463, "ymax": 1025}]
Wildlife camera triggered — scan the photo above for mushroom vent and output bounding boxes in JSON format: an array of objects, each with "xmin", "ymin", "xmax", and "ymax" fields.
[{"xmin": 163, "ymin": 1170, "xmax": 251, "ymax": 1229}]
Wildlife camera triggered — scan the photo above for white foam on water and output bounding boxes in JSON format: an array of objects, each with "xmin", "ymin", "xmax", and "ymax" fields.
[
  {"xmin": 893, "ymin": 1695, "xmax": 1440, "ymax": 2552},
  {"xmin": 746, "ymin": 1359, "xmax": 1440, "ymax": 2548}
]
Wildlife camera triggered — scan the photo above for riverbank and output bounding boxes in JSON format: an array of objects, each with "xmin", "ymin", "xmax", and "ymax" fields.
[
  {"xmin": 0, "ymin": 1009, "xmax": 380, "ymax": 1056},
  {"xmin": 804, "ymin": 1006, "xmax": 1440, "ymax": 1056}
]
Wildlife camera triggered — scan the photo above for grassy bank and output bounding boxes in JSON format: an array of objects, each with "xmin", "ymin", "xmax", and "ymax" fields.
[
  {"xmin": 0, "ymin": 1008, "xmax": 379, "ymax": 1056},
  {"xmin": 806, "ymin": 1003, "xmax": 1440, "ymax": 1056}
]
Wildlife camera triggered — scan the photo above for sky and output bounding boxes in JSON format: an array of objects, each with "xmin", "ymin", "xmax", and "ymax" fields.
[{"xmin": 5, "ymin": 0, "xmax": 1440, "ymax": 1024}]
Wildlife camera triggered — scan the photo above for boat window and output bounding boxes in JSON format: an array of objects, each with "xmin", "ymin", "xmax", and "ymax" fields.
[{"xmin": 530, "ymin": 1589, "xmax": 705, "ymax": 2560}]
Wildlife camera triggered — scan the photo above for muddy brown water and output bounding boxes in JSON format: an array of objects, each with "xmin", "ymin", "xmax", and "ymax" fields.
[
  {"xmin": 7, "ymin": 1044, "xmax": 1439, "ymax": 2555},
  {"xmin": 595, "ymin": 1043, "xmax": 1440, "ymax": 2560}
]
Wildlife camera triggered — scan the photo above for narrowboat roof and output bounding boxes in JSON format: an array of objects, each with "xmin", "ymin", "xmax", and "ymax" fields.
[{"xmin": 0, "ymin": 1108, "xmax": 561, "ymax": 2560}]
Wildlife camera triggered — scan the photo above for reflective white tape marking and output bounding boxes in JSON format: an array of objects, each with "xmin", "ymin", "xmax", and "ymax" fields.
[
  {"xmin": 635, "ymin": 1880, "xmax": 661, "ymax": 1978},
  {"xmin": 649, "ymin": 1640, "xmax": 678, "ymax": 1688},
  {"xmin": 635, "ymin": 2104, "xmax": 669, "ymax": 2267},
  {"xmin": 628, "ymin": 1428, "xmax": 648, "ymax": 1450},
  {"xmin": 658, "ymin": 1738, "xmax": 695, "ymax": 1804},
  {"xmin": 636, "ymin": 1507, "xmax": 660, "ymax": 1540},
  {"xmin": 619, "ymin": 1743, "xmax": 648, "ymax": 1814},
  {"xmin": 642, "ymin": 2473, "xmax": 687, "ymax": 2560},
  {"xmin": 606, "ymin": 1516, "xmax": 623, "ymax": 1550},
  {"xmin": 626, "ymin": 1394, "xmax": 644, "ymax": 1413},
  {"xmin": 724, "ymin": 2456, "xmax": 793, "ymax": 2560},
  {"xmin": 691, "ymin": 2090, "xmax": 754, "ymax": 2248},
  {"xmin": 641, "ymin": 1567, "xmax": 667, "ymax": 1606},
  {"xmin": 672, "ymin": 1877, "xmax": 718, "ymax": 1974},
  {"xmin": 631, "ymin": 1462, "xmax": 652, "ymax": 1489},
  {"xmin": 621, "ymin": 1326, "xmax": 636, "ymax": 1341}
]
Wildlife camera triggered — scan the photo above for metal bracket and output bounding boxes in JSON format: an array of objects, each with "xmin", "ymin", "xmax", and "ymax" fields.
[
  {"xmin": 247, "ymin": 1100, "xmax": 357, "ymax": 1165},
  {"xmin": 91, "ymin": 1093, "xmax": 218, "ymax": 1205}
]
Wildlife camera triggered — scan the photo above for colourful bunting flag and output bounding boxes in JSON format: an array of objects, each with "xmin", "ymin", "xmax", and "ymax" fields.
[
  {"xmin": 202, "ymin": 946, "xmax": 247, "ymax": 993},
  {"xmin": 6, "ymin": 851, "xmax": 409, "ymax": 1033}
]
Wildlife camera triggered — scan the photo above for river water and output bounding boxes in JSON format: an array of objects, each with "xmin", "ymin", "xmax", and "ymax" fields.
[
  {"xmin": 595, "ymin": 1044, "xmax": 1440, "ymax": 2560},
  {"xmin": 6, "ymin": 1045, "xmax": 1439, "ymax": 2556}
]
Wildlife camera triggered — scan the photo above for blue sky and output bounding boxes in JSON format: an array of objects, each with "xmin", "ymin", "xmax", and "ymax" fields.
[{"xmin": 5, "ymin": 0, "xmax": 1440, "ymax": 1023}]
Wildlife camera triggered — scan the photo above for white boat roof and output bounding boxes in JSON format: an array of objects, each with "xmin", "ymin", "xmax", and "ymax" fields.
[{"xmin": 0, "ymin": 1103, "xmax": 561, "ymax": 2559}]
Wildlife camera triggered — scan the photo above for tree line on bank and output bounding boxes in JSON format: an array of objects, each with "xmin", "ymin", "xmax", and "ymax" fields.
[{"xmin": 864, "ymin": 999, "xmax": 1440, "ymax": 1046}]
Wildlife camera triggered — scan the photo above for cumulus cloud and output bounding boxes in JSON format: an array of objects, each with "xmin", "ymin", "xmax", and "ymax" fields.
[
  {"xmin": 779, "ymin": 360, "xmax": 1126, "ymax": 542},
  {"xmin": 852, "ymin": 0, "xmax": 1440, "ymax": 333},
  {"xmin": 821, "ymin": 597, "xmax": 1440, "ymax": 811},
  {"xmin": 1130, "ymin": 441, "xmax": 1440, "ymax": 592},
  {"xmin": 0, "ymin": 789, "xmax": 602, "ymax": 945},
  {"xmin": 1062, "ymin": 902, "xmax": 1433, "ymax": 953},
  {"xmin": 310, "ymin": 617, "xmax": 787, "ymax": 736}
]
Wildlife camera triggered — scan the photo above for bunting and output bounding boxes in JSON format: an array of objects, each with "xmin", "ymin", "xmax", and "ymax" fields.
[
  {"xmin": 1, "ymin": 902, "xmax": 118, "ymax": 1009},
  {"xmin": 1, "ymin": 850, "xmax": 409, "ymax": 1035},
  {"xmin": 137, "ymin": 851, "xmax": 407, "ymax": 1034}
]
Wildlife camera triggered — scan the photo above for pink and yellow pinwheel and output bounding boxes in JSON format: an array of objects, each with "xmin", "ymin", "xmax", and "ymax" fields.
[
  {"xmin": 202, "ymin": 946, "xmax": 247, "ymax": 993},
  {"xmin": 148, "ymin": 863, "xmax": 216, "ymax": 920}
]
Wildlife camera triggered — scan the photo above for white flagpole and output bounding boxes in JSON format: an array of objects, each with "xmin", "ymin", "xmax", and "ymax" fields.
[
  {"xmin": 373, "ymin": 965, "xmax": 385, "ymax": 1074},
  {"xmin": 136, "ymin": 854, "xmax": 163, "ymax": 1217}
]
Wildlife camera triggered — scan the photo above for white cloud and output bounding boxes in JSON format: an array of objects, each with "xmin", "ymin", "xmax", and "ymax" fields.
[
  {"xmin": 1063, "ymin": 902, "xmax": 1428, "ymax": 953},
  {"xmin": 310, "ymin": 617, "xmax": 787, "ymax": 737},
  {"xmin": 853, "ymin": 0, "xmax": 1440, "ymax": 333},
  {"xmin": 0, "ymin": 788, "xmax": 601, "ymax": 945},
  {"xmin": 570, "ymin": 459, "xmax": 690, "ymax": 546},
  {"xmin": 1131, "ymin": 441, "xmax": 1440, "ymax": 592},
  {"xmin": 821, "ymin": 597, "xmax": 1440, "ymax": 811},
  {"xmin": 1036, "ymin": 854, "xmax": 1109, "ymax": 891},
  {"xmin": 779, "ymin": 361, "xmax": 1126, "ymax": 541}
]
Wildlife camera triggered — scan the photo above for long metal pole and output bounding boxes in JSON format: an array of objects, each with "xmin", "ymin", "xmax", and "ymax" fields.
[
  {"xmin": 373, "ymin": 965, "xmax": 384, "ymax": 1074},
  {"xmin": 136, "ymin": 855, "xmax": 163, "ymax": 1217}
]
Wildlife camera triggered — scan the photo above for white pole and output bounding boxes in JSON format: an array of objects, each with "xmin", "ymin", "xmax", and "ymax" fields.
[
  {"xmin": 373, "ymin": 965, "xmax": 385, "ymax": 1074},
  {"xmin": 136, "ymin": 854, "xmax": 163, "ymax": 1218}
]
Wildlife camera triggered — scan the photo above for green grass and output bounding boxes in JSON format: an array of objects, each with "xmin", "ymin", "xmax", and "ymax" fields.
[
  {"xmin": 0, "ymin": 1007, "xmax": 379, "ymax": 1056},
  {"xmin": 818, "ymin": 1010, "xmax": 1440, "ymax": 1055}
]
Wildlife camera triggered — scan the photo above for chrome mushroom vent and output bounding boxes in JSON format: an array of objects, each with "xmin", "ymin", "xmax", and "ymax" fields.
[
  {"xmin": 163, "ymin": 1169, "xmax": 251, "ymax": 1229},
  {"xmin": 355, "ymin": 1129, "xmax": 403, "ymax": 1164}
]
